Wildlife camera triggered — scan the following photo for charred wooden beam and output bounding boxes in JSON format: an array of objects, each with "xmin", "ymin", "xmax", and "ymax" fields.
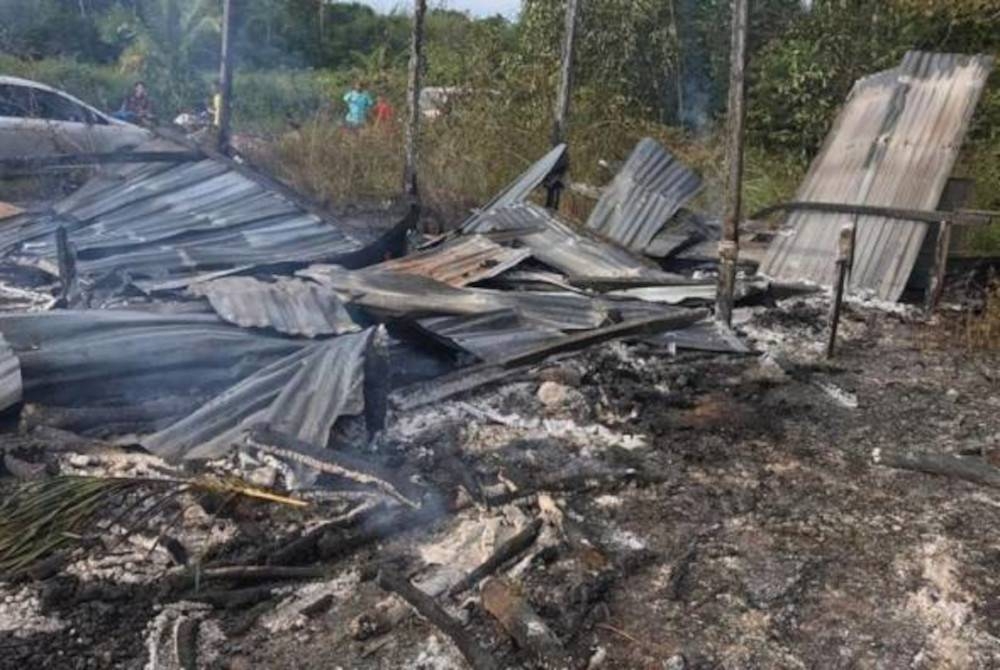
[
  {"xmin": 217, "ymin": 0, "xmax": 236, "ymax": 152},
  {"xmin": 826, "ymin": 224, "xmax": 854, "ymax": 358},
  {"xmin": 390, "ymin": 310, "xmax": 709, "ymax": 411},
  {"xmin": 926, "ymin": 220, "xmax": 953, "ymax": 311},
  {"xmin": 449, "ymin": 519, "xmax": 542, "ymax": 598},
  {"xmin": 378, "ymin": 570, "xmax": 500, "ymax": 670},
  {"xmin": 873, "ymin": 448, "xmax": 1000, "ymax": 490},
  {"xmin": 403, "ymin": 0, "xmax": 428, "ymax": 198},
  {"xmin": 499, "ymin": 310, "xmax": 709, "ymax": 369},
  {"xmin": 481, "ymin": 577, "xmax": 571, "ymax": 667},
  {"xmin": 715, "ymin": 0, "xmax": 750, "ymax": 328}
]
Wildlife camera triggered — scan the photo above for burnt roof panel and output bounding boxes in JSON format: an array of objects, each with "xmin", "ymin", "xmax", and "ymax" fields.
[{"xmin": 585, "ymin": 138, "xmax": 703, "ymax": 253}]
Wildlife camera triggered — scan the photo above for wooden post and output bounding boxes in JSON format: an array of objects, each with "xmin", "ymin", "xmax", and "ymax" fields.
[
  {"xmin": 926, "ymin": 220, "xmax": 953, "ymax": 311},
  {"xmin": 546, "ymin": 0, "xmax": 579, "ymax": 210},
  {"xmin": 217, "ymin": 0, "xmax": 236, "ymax": 154},
  {"xmin": 551, "ymin": 0, "xmax": 578, "ymax": 147},
  {"xmin": 715, "ymin": 0, "xmax": 750, "ymax": 327},
  {"xmin": 403, "ymin": 0, "xmax": 428, "ymax": 199},
  {"xmin": 826, "ymin": 224, "xmax": 854, "ymax": 358}
]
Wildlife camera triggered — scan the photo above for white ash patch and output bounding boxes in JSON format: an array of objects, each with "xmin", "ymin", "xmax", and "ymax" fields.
[
  {"xmin": 260, "ymin": 570, "xmax": 360, "ymax": 633},
  {"xmin": 902, "ymin": 536, "xmax": 988, "ymax": 668},
  {"xmin": 142, "ymin": 601, "xmax": 216, "ymax": 670},
  {"xmin": 0, "ymin": 281, "xmax": 56, "ymax": 312},
  {"xmin": 407, "ymin": 634, "xmax": 466, "ymax": 670},
  {"xmin": 815, "ymin": 381, "xmax": 859, "ymax": 409},
  {"xmin": 0, "ymin": 585, "xmax": 65, "ymax": 636},
  {"xmin": 604, "ymin": 526, "xmax": 647, "ymax": 552},
  {"xmin": 593, "ymin": 494, "xmax": 623, "ymax": 508}
]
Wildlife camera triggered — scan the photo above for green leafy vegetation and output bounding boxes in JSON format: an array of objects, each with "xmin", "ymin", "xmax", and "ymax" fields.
[{"xmin": 0, "ymin": 0, "xmax": 997, "ymax": 245}]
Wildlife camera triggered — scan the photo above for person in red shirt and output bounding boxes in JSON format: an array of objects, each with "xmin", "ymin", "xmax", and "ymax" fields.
[{"xmin": 373, "ymin": 96, "xmax": 394, "ymax": 127}]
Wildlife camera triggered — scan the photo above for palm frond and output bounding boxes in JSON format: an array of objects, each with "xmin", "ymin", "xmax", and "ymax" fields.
[{"xmin": 0, "ymin": 474, "xmax": 306, "ymax": 577}]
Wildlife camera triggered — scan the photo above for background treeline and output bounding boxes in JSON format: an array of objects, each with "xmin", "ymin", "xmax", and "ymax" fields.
[{"xmin": 1, "ymin": 0, "xmax": 998, "ymax": 245}]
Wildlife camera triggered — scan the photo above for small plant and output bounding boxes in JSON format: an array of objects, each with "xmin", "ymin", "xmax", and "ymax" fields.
[{"xmin": 0, "ymin": 474, "xmax": 305, "ymax": 578}]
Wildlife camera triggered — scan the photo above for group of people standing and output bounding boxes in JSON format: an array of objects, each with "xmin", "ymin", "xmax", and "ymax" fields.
[{"xmin": 342, "ymin": 80, "xmax": 393, "ymax": 130}]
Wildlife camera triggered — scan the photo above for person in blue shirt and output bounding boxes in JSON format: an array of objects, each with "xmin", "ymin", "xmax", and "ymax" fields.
[{"xmin": 343, "ymin": 81, "xmax": 374, "ymax": 129}]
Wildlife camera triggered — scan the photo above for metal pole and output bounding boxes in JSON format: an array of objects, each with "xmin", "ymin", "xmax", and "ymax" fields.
[
  {"xmin": 715, "ymin": 0, "xmax": 749, "ymax": 327},
  {"xmin": 217, "ymin": 0, "xmax": 236, "ymax": 154},
  {"xmin": 546, "ymin": 0, "xmax": 579, "ymax": 210},
  {"xmin": 826, "ymin": 224, "xmax": 854, "ymax": 358},
  {"xmin": 404, "ymin": 0, "xmax": 428, "ymax": 199}
]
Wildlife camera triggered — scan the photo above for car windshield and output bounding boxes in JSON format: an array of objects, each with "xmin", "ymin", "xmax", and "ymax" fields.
[{"xmin": 0, "ymin": 84, "xmax": 100, "ymax": 123}]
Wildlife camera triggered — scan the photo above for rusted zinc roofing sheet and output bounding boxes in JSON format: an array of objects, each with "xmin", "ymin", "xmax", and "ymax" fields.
[
  {"xmin": 145, "ymin": 328, "xmax": 377, "ymax": 460},
  {"xmin": 465, "ymin": 202, "xmax": 669, "ymax": 279},
  {"xmin": 192, "ymin": 276, "xmax": 359, "ymax": 337},
  {"xmin": 372, "ymin": 235, "xmax": 531, "ymax": 287},
  {"xmin": 585, "ymin": 138, "xmax": 703, "ymax": 253},
  {"xmin": 0, "ymin": 333, "xmax": 22, "ymax": 412},
  {"xmin": 0, "ymin": 158, "xmax": 379, "ymax": 284},
  {"xmin": 300, "ymin": 264, "xmax": 608, "ymax": 331},
  {"xmin": 761, "ymin": 51, "xmax": 994, "ymax": 300}
]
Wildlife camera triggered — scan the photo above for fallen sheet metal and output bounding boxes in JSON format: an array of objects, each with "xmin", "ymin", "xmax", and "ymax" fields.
[
  {"xmin": 300, "ymin": 264, "xmax": 608, "ymax": 331},
  {"xmin": 0, "ymin": 157, "xmax": 388, "ymax": 286},
  {"xmin": 417, "ymin": 311, "xmax": 565, "ymax": 364},
  {"xmin": 0, "ymin": 332, "xmax": 22, "ymax": 412},
  {"xmin": 586, "ymin": 138, "xmax": 703, "ymax": 253},
  {"xmin": 644, "ymin": 320, "xmax": 751, "ymax": 354},
  {"xmin": 761, "ymin": 51, "xmax": 994, "ymax": 300},
  {"xmin": 373, "ymin": 235, "xmax": 531, "ymax": 287},
  {"xmin": 144, "ymin": 328, "xmax": 378, "ymax": 460},
  {"xmin": 465, "ymin": 202, "xmax": 670, "ymax": 279},
  {"xmin": 192, "ymin": 276, "xmax": 359, "ymax": 337},
  {"xmin": 0, "ymin": 310, "xmax": 306, "ymax": 411},
  {"xmin": 645, "ymin": 209, "xmax": 720, "ymax": 259},
  {"xmin": 464, "ymin": 144, "xmax": 567, "ymax": 227}
]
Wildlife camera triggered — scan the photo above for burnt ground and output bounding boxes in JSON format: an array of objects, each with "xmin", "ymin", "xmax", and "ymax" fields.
[{"xmin": 2, "ymin": 297, "xmax": 1000, "ymax": 670}]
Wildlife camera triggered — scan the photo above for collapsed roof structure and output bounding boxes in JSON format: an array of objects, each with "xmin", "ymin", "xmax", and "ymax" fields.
[{"xmin": 0, "ymin": 134, "xmax": 741, "ymax": 468}]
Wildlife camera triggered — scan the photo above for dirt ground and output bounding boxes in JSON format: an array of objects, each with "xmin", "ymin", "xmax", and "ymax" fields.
[{"xmin": 2, "ymin": 296, "xmax": 1000, "ymax": 670}]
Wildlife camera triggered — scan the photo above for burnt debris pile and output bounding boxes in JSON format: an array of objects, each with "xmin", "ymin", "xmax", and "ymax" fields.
[
  {"xmin": 0, "ymin": 134, "xmax": 769, "ymax": 668},
  {"xmin": 1, "ymin": 45, "xmax": 997, "ymax": 664}
]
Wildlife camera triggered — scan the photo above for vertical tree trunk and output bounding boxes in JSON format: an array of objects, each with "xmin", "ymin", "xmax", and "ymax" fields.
[
  {"xmin": 715, "ymin": 0, "xmax": 750, "ymax": 327},
  {"xmin": 403, "ymin": 0, "xmax": 428, "ymax": 199},
  {"xmin": 217, "ymin": 0, "xmax": 236, "ymax": 153},
  {"xmin": 551, "ymin": 0, "xmax": 579, "ymax": 147}
]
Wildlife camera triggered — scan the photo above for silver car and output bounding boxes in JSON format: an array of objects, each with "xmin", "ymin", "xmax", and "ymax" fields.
[{"xmin": 0, "ymin": 76, "xmax": 152, "ymax": 159}]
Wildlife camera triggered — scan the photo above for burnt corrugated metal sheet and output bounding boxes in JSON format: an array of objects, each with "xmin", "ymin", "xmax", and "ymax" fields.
[
  {"xmin": 373, "ymin": 235, "xmax": 530, "ymax": 287},
  {"xmin": 586, "ymin": 138, "xmax": 703, "ymax": 253},
  {"xmin": 761, "ymin": 51, "xmax": 994, "ymax": 300},
  {"xmin": 0, "ymin": 310, "xmax": 306, "ymax": 410},
  {"xmin": 464, "ymin": 144, "xmax": 567, "ymax": 226},
  {"xmin": 645, "ymin": 210, "xmax": 720, "ymax": 259},
  {"xmin": 465, "ymin": 202, "xmax": 669, "ymax": 279},
  {"xmin": 145, "ymin": 328, "xmax": 377, "ymax": 460},
  {"xmin": 418, "ymin": 311, "xmax": 564, "ymax": 363},
  {"xmin": 193, "ymin": 276, "xmax": 358, "ymax": 337},
  {"xmin": 645, "ymin": 320, "xmax": 751, "ymax": 354},
  {"xmin": 0, "ymin": 333, "xmax": 22, "ymax": 412},
  {"xmin": 300, "ymin": 264, "xmax": 608, "ymax": 331},
  {"xmin": 0, "ymin": 158, "xmax": 381, "ymax": 285}
]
